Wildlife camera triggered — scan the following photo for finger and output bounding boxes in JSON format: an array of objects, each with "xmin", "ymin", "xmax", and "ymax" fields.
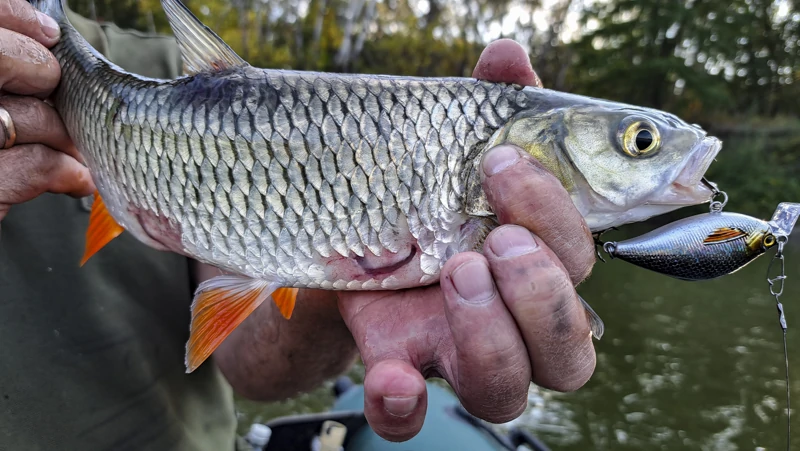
[
  {"xmin": 472, "ymin": 39, "xmax": 542, "ymax": 88},
  {"xmin": 0, "ymin": 96, "xmax": 79, "ymax": 160},
  {"xmin": 362, "ymin": 359, "xmax": 427, "ymax": 442},
  {"xmin": 440, "ymin": 252, "xmax": 530, "ymax": 422},
  {"xmin": 0, "ymin": 28, "xmax": 61, "ymax": 96},
  {"xmin": 481, "ymin": 144, "xmax": 596, "ymax": 285},
  {"xmin": 0, "ymin": 144, "xmax": 95, "ymax": 203},
  {"xmin": 0, "ymin": 0, "xmax": 60, "ymax": 46},
  {"xmin": 484, "ymin": 225, "xmax": 596, "ymax": 392}
]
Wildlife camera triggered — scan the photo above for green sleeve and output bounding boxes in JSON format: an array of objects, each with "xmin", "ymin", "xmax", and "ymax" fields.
[{"xmin": 66, "ymin": 9, "xmax": 183, "ymax": 79}]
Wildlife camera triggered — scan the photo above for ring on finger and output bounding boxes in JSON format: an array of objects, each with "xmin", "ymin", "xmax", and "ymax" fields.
[{"xmin": 0, "ymin": 106, "xmax": 16, "ymax": 149}]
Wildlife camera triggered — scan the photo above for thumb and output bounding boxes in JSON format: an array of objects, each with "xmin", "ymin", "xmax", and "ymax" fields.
[
  {"xmin": 337, "ymin": 291, "xmax": 434, "ymax": 442},
  {"xmin": 480, "ymin": 144, "xmax": 596, "ymax": 285}
]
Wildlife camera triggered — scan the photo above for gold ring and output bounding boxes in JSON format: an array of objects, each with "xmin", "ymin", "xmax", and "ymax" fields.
[{"xmin": 0, "ymin": 106, "xmax": 16, "ymax": 149}]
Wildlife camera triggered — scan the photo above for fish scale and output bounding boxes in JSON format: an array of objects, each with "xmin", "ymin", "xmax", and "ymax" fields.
[{"xmin": 52, "ymin": 30, "xmax": 523, "ymax": 290}]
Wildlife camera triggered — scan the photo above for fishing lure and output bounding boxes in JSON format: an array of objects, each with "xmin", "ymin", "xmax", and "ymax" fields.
[{"xmin": 601, "ymin": 202, "xmax": 800, "ymax": 281}]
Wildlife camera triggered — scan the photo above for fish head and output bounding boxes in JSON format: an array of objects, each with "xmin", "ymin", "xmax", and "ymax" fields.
[{"xmin": 501, "ymin": 89, "xmax": 722, "ymax": 231}]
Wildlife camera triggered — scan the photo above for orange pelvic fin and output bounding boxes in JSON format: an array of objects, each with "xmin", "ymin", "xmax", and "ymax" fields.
[
  {"xmin": 81, "ymin": 192, "xmax": 125, "ymax": 266},
  {"xmin": 271, "ymin": 288, "xmax": 298, "ymax": 319},
  {"xmin": 703, "ymin": 227, "xmax": 747, "ymax": 245},
  {"xmin": 185, "ymin": 276, "xmax": 278, "ymax": 373}
]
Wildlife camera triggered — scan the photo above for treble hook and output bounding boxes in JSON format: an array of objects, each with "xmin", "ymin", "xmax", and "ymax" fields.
[{"xmin": 593, "ymin": 227, "xmax": 618, "ymax": 263}]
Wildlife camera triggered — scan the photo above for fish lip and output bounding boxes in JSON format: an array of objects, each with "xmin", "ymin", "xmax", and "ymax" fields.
[
  {"xmin": 674, "ymin": 136, "xmax": 722, "ymax": 189},
  {"xmin": 649, "ymin": 136, "xmax": 722, "ymax": 206}
]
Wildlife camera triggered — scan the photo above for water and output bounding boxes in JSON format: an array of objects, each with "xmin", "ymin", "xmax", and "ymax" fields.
[
  {"xmin": 507, "ymin": 240, "xmax": 800, "ymax": 450},
  {"xmin": 236, "ymin": 238, "xmax": 800, "ymax": 450}
]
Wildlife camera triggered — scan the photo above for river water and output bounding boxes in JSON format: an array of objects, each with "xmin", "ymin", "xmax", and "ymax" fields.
[
  {"xmin": 507, "ymin": 231, "xmax": 800, "ymax": 450},
  {"xmin": 237, "ymin": 228, "xmax": 800, "ymax": 450}
]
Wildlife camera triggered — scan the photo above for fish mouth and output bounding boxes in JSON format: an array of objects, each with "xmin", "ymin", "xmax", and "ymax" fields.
[{"xmin": 649, "ymin": 136, "xmax": 722, "ymax": 206}]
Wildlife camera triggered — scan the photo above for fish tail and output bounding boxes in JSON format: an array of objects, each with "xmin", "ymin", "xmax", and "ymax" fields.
[{"xmin": 29, "ymin": 0, "xmax": 67, "ymax": 21}]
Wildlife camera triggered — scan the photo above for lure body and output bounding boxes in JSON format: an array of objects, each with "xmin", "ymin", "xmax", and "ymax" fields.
[{"xmin": 605, "ymin": 203, "xmax": 800, "ymax": 281}]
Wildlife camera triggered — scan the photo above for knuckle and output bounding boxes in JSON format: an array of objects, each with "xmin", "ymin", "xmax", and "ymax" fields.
[
  {"xmin": 25, "ymin": 98, "xmax": 49, "ymax": 126},
  {"xmin": 540, "ymin": 347, "xmax": 596, "ymax": 393},
  {"xmin": 0, "ymin": 30, "xmax": 59, "ymax": 94},
  {"xmin": 529, "ymin": 266, "xmax": 573, "ymax": 302},
  {"xmin": 0, "ymin": 0, "xmax": 14, "ymax": 21},
  {"xmin": 557, "ymin": 229, "xmax": 596, "ymax": 285},
  {"xmin": 0, "ymin": 0, "xmax": 31, "ymax": 31},
  {"xmin": 1, "ymin": 0, "xmax": 36, "ymax": 30},
  {"xmin": 20, "ymin": 144, "xmax": 52, "ymax": 175},
  {"xmin": 26, "ymin": 98, "xmax": 60, "ymax": 132},
  {"xmin": 0, "ymin": 145, "xmax": 44, "ymax": 200},
  {"xmin": 462, "ymin": 375, "xmax": 527, "ymax": 423},
  {"xmin": 489, "ymin": 167, "xmax": 561, "ymax": 220}
]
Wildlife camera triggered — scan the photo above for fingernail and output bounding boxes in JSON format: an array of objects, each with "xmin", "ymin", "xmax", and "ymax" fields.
[
  {"xmin": 489, "ymin": 226, "xmax": 539, "ymax": 258},
  {"xmin": 451, "ymin": 260, "xmax": 495, "ymax": 304},
  {"xmin": 383, "ymin": 396, "xmax": 418, "ymax": 418},
  {"xmin": 482, "ymin": 145, "xmax": 520, "ymax": 177},
  {"xmin": 37, "ymin": 12, "xmax": 60, "ymax": 39}
]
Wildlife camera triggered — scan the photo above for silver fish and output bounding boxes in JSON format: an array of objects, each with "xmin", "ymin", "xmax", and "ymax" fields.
[
  {"xmin": 603, "ymin": 203, "xmax": 800, "ymax": 280},
  {"xmin": 33, "ymin": 0, "xmax": 722, "ymax": 371}
]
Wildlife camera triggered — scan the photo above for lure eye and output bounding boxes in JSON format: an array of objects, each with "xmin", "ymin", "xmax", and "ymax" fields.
[
  {"xmin": 619, "ymin": 118, "xmax": 661, "ymax": 157},
  {"xmin": 764, "ymin": 234, "xmax": 777, "ymax": 247}
]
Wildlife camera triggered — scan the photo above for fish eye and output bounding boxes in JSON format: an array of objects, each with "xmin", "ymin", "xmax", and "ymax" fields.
[
  {"xmin": 636, "ymin": 130, "xmax": 654, "ymax": 150},
  {"xmin": 764, "ymin": 234, "xmax": 776, "ymax": 247},
  {"xmin": 619, "ymin": 118, "xmax": 661, "ymax": 158}
]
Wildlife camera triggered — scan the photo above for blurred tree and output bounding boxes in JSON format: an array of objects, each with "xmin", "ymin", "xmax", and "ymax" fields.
[{"xmin": 569, "ymin": 0, "xmax": 797, "ymax": 118}]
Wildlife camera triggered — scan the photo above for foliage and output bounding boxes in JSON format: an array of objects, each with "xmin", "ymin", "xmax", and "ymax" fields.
[
  {"xmin": 705, "ymin": 121, "xmax": 800, "ymax": 217},
  {"xmin": 571, "ymin": 0, "xmax": 798, "ymax": 119}
]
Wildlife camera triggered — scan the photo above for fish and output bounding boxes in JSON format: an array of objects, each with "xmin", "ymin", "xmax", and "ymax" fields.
[
  {"xmin": 602, "ymin": 203, "xmax": 800, "ymax": 280},
  {"xmin": 32, "ymin": 0, "xmax": 723, "ymax": 372}
]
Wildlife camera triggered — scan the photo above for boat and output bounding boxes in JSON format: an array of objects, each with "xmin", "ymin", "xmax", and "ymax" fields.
[{"xmin": 241, "ymin": 376, "xmax": 551, "ymax": 451}]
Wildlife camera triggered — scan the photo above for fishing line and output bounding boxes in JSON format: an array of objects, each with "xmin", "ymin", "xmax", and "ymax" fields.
[
  {"xmin": 710, "ymin": 179, "xmax": 792, "ymax": 450},
  {"xmin": 767, "ymin": 236, "xmax": 790, "ymax": 451},
  {"xmin": 698, "ymin": 181, "xmax": 791, "ymax": 448}
]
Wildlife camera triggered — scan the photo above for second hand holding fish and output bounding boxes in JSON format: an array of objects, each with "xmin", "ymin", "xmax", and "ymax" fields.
[{"xmin": 333, "ymin": 43, "xmax": 602, "ymax": 441}]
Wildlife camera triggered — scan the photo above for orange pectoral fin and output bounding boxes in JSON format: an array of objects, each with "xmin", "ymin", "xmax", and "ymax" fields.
[
  {"xmin": 703, "ymin": 227, "xmax": 747, "ymax": 245},
  {"xmin": 81, "ymin": 192, "xmax": 125, "ymax": 266},
  {"xmin": 185, "ymin": 276, "xmax": 277, "ymax": 373},
  {"xmin": 271, "ymin": 287, "xmax": 298, "ymax": 319}
]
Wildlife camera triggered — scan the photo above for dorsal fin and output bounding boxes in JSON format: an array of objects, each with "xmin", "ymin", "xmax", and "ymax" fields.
[{"xmin": 161, "ymin": 0, "xmax": 248, "ymax": 75}]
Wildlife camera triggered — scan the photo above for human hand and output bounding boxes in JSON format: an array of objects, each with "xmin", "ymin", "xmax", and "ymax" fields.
[
  {"xmin": 337, "ymin": 39, "xmax": 598, "ymax": 442},
  {"xmin": 0, "ymin": 0, "xmax": 94, "ymax": 222}
]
